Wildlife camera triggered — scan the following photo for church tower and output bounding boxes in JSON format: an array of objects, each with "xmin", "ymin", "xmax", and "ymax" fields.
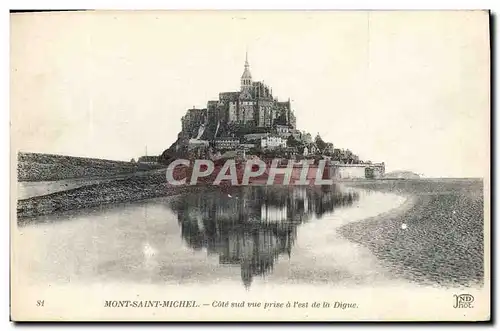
[{"xmin": 240, "ymin": 51, "xmax": 252, "ymax": 94}]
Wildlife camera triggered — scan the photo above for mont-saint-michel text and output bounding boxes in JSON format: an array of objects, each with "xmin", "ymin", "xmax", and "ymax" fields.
[{"xmin": 103, "ymin": 300, "xmax": 358, "ymax": 310}]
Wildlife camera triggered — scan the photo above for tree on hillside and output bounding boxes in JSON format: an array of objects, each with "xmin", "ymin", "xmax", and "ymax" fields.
[
  {"xmin": 248, "ymin": 147, "xmax": 261, "ymax": 156},
  {"xmin": 332, "ymin": 148, "xmax": 342, "ymax": 161},
  {"xmin": 314, "ymin": 134, "xmax": 327, "ymax": 153},
  {"xmin": 286, "ymin": 135, "xmax": 301, "ymax": 148},
  {"xmin": 324, "ymin": 142, "xmax": 334, "ymax": 156},
  {"xmin": 261, "ymin": 148, "xmax": 288, "ymax": 160}
]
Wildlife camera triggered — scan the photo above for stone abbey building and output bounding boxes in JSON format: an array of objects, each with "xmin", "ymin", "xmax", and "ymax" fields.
[{"xmin": 181, "ymin": 53, "xmax": 296, "ymax": 139}]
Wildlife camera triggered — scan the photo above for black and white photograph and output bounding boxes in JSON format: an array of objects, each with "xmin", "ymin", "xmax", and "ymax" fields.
[{"xmin": 10, "ymin": 10, "xmax": 490, "ymax": 321}]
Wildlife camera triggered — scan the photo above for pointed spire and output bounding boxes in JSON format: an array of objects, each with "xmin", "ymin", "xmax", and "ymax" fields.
[
  {"xmin": 243, "ymin": 49, "xmax": 250, "ymax": 74},
  {"xmin": 241, "ymin": 48, "xmax": 252, "ymax": 86}
]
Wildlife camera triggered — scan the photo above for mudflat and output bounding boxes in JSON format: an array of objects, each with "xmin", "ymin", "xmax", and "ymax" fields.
[{"xmin": 339, "ymin": 179, "xmax": 484, "ymax": 288}]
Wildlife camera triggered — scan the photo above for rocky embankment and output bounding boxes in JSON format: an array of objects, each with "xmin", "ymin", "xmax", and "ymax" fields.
[{"xmin": 17, "ymin": 172, "xmax": 217, "ymax": 220}]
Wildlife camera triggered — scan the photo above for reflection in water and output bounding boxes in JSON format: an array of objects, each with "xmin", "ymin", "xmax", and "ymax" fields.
[{"xmin": 169, "ymin": 185, "xmax": 359, "ymax": 288}]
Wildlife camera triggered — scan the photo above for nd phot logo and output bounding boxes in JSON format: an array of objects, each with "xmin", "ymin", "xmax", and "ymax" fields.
[{"xmin": 453, "ymin": 294, "xmax": 474, "ymax": 309}]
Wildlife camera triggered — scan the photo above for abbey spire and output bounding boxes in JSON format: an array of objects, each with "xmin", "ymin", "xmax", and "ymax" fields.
[{"xmin": 241, "ymin": 50, "xmax": 252, "ymax": 92}]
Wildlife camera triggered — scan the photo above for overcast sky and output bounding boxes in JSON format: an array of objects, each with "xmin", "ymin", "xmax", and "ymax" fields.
[{"xmin": 11, "ymin": 11, "xmax": 489, "ymax": 178}]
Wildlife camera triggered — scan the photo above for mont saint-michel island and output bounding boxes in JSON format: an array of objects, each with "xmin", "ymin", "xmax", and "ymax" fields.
[{"xmin": 160, "ymin": 52, "xmax": 386, "ymax": 181}]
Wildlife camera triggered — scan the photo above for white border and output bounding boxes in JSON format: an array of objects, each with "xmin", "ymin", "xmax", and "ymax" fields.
[
  {"xmin": 3, "ymin": 0, "xmax": 498, "ymax": 10},
  {"xmin": 3, "ymin": 1, "xmax": 497, "ymax": 329}
]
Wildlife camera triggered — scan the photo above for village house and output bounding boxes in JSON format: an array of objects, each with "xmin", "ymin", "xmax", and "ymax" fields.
[{"xmin": 261, "ymin": 136, "xmax": 287, "ymax": 150}]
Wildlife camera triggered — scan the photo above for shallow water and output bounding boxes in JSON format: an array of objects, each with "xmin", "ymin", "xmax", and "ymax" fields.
[
  {"xmin": 17, "ymin": 179, "xmax": 116, "ymax": 200},
  {"xmin": 17, "ymin": 170, "xmax": 162, "ymax": 200},
  {"xmin": 15, "ymin": 185, "xmax": 410, "ymax": 289}
]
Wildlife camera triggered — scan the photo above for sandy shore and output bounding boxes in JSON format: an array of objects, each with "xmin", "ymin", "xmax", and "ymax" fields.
[{"xmin": 338, "ymin": 179, "xmax": 484, "ymax": 288}]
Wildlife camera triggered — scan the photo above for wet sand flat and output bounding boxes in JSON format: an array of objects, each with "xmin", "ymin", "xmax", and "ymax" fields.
[{"xmin": 338, "ymin": 179, "xmax": 484, "ymax": 288}]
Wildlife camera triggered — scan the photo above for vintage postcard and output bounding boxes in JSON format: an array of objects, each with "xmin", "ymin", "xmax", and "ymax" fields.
[{"xmin": 10, "ymin": 10, "xmax": 490, "ymax": 321}]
